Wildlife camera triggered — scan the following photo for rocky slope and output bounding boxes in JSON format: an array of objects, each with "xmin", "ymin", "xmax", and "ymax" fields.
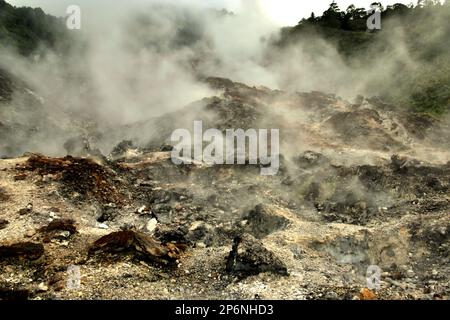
[{"xmin": 0, "ymin": 77, "xmax": 449, "ymax": 300}]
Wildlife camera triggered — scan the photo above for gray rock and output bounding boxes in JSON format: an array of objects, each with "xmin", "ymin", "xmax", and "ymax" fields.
[{"xmin": 226, "ymin": 234, "xmax": 288, "ymax": 277}]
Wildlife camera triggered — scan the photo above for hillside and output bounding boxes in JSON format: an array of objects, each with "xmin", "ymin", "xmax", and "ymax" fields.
[
  {"xmin": 275, "ymin": 1, "xmax": 450, "ymax": 115},
  {"xmin": 0, "ymin": 0, "xmax": 69, "ymax": 55}
]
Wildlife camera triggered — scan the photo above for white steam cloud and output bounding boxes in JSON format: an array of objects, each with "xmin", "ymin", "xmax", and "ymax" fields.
[{"xmin": 0, "ymin": 0, "xmax": 447, "ymax": 157}]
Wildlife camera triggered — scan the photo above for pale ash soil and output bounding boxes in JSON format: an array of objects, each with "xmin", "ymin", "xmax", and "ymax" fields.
[
  {"xmin": 0, "ymin": 79, "xmax": 449, "ymax": 300},
  {"xmin": 0, "ymin": 156, "xmax": 448, "ymax": 300}
]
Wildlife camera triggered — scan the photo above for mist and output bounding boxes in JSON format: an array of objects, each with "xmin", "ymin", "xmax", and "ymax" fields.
[{"xmin": 0, "ymin": 0, "xmax": 448, "ymax": 157}]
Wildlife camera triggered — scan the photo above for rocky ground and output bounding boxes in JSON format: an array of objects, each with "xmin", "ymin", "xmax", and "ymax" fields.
[{"xmin": 0, "ymin": 78, "xmax": 449, "ymax": 300}]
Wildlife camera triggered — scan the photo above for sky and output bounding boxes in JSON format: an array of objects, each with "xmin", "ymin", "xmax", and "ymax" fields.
[{"xmin": 7, "ymin": 0, "xmax": 415, "ymax": 26}]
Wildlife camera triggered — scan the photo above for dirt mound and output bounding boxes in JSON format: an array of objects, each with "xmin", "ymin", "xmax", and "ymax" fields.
[
  {"xmin": 23, "ymin": 155, "xmax": 126, "ymax": 205},
  {"xmin": 243, "ymin": 204, "xmax": 290, "ymax": 239}
]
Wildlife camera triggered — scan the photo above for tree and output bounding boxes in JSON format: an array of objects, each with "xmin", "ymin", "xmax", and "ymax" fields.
[
  {"xmin": 342, "ymin": 5, "xmax": 356, "ymax": 30},
  {"xmin": 305, "ymin": 12, "xmax": 316, "ymax": 23},
  {"xmin": 321, "ymin": 1, "xmax": 343, "ymax": 28},
  {"xmin": 328, "ymin": 1, "xmax": 340, "ymax": 13},
  {"xmin": 346, "ymin": 4, "xmax": 356, "ymax": 15}
]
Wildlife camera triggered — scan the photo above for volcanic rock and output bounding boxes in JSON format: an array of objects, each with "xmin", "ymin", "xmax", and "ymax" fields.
[
  {"xmin": 89, "ymin": 230, "xmax": 186, "ymax": 265},
  {"xmin": 0, "ymin": 242, "xmax": 44, "ymax": 260},
  {"xmin": 226, "ymin": 234, "xmax": 288, "ymax": 277}
]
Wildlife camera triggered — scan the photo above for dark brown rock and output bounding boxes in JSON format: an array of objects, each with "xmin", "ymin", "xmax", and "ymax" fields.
[
  {"xmin": 0, "ymin": 242, "xmax": 44, "ymax": 260},
  {"xmin": 0, "ymin": 219, "xmax": 8, "ymax": 230},
  {"xmin": 89, "ymin": 230, "xmax": 186, "ymax": 265}
]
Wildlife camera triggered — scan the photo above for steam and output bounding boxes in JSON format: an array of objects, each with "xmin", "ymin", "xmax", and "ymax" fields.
[{"xmin": 0, "ymin": 0, "xmax": 448, "ymax": 157}]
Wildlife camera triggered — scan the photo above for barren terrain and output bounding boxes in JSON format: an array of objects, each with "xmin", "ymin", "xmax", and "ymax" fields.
[{"xmin": 1, "ymin": 78, "xmax": 448, "ymax": 300}]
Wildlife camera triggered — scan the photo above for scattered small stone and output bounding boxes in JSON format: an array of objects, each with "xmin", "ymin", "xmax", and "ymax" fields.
[
  {"xmin": 97, "ymin": 204, "xmax": 118, "ymax": 223},
  {"xmin": 0, "ymin": 218, "xmax": 9, "ymax": 230},
  {"xmin": 18, "ymin": 203, "xmax": 33, "ymax": 215},
  {"xmin": 136, "ymin": 205, "xmax": 151, "ymax": 215},
  {"xmin": 37, "ymin": 282, "xmax": 48, "ymax": 292},
  {"xmin": 59, "ymin": 240, "xmax": 69, "ymax": 247},
  {"xmin": 324, "ymin": 291, "xmax": 339, "ymax": 300},
  {"xmin": 189, "ymin": 221, "xmax": 204, "ymax": 232},
  {"xmin": 57, "ymin": 231, "xmax": 71, "ymax": 239},
  {"xmin": 97, "ymin": 223, "xmax": 109, "ymax": 230},
  {"xmin": 196, "ymin": 242, "xmax": 206, "ymax": 249},
  {"xmin": 359, "ymin": 288, "xmax": 377, "ymax": 300},
  {"xmin": 14, "ymin": 173, "xmax": 28, "ymax": 181},
  {"xmin": 146, "ymin": 218, "xmax": 158, "ymax": 233},
  {"xmin": 25, "ymin": 229, "xmax": 36, "ymax": 238},
  {"xmin": 42, "ymin": 174, "xmax": 58, "ymax": 182},
  {"xmin": 47, "ymin": 190, "xmax": 60, "ymax": 198},
  {"xmin": 385, "ymin": 278, "xmax": 406, "ymax": 289},
  {"xmin": 49, "ymin": 212, "xmax": 60, "ymax": 219}
]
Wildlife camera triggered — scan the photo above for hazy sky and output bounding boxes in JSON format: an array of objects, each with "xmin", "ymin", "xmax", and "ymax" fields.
[{"xmin": 7, "ymin": 0, "xmax": 415, "ymax": 25}]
